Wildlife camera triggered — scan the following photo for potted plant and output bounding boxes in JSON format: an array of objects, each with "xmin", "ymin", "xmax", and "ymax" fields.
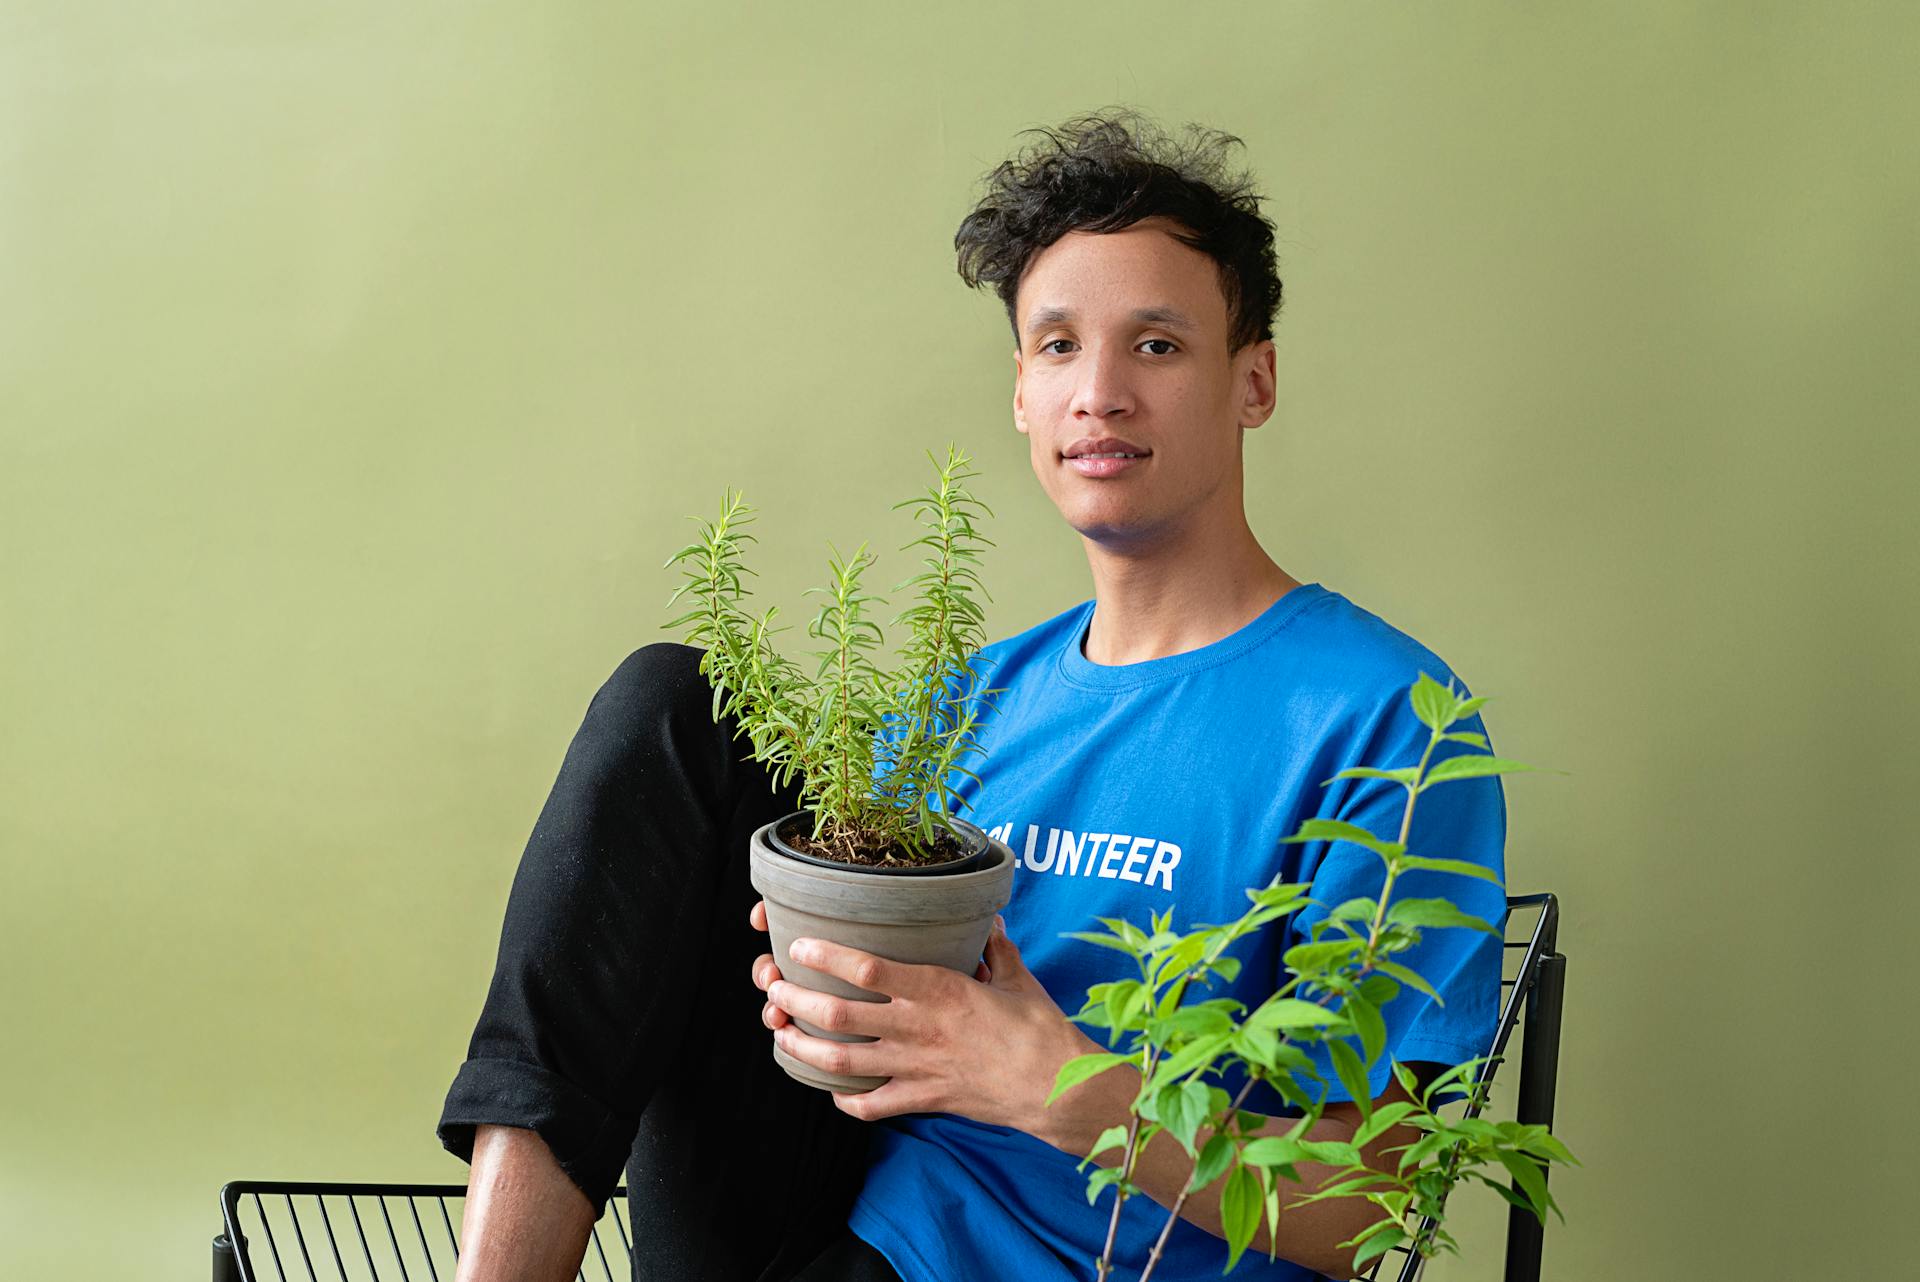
[
  {"xmin": 662, "ymin": 443, "xmax": 1014, "ymax": 1094},
  {"xmin": 1045, "ymin": 674, "xmax": 1579, "ymax": 1279}
]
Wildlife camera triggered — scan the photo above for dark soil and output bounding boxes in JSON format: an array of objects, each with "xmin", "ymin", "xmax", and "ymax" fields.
[{"xmin": 776, "ymin": 813, "xmax": 976, "ymax": 869}]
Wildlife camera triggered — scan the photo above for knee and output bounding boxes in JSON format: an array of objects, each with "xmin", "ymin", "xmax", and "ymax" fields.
[{"xmin": 597, "ymin": 642, "xmax": 714, "ymax": 726}]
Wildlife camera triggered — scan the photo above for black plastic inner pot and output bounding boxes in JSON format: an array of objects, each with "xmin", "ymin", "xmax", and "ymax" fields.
[{"xmin": 770, "ymin": 813, "xmax": 996, "ymax": 876}]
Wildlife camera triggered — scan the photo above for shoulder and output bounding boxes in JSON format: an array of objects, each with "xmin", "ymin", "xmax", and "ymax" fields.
[{"xmin": 1291, "ymin": 587, "xmax": 1477, "ymax": 712}]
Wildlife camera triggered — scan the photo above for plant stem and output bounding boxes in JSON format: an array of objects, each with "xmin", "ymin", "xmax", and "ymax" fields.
[
  {"xmin": 1135, "ymin": 1075, "xmax": 1260, "ymax": 1282},
  {"xmin": 1095, "ymin": 1042, "xmax": 1162, "ymax": 1282},
  {"xmin": 1364, "ymin": 727, "xmax": 1440, "ymax": 950}
]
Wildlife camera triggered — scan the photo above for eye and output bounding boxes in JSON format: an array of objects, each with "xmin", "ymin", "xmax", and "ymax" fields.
[{"xmin": 1038, "ymin": 338, "xmax": 1180, "ymax": 356}]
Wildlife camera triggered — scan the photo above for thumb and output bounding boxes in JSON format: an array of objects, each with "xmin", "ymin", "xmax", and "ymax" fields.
[{"xmin": 985, "ymin": 913, "xmax": 1021, "ymax": 965}]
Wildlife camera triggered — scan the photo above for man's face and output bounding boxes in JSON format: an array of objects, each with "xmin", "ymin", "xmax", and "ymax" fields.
[{"xmin": 1012, "ymin": 216, "xmax": 1276, "ymax": 551}]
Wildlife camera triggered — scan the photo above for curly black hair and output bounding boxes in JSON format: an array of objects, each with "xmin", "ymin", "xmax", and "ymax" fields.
[{"xmin": 954, "ymin": 107, "xmax": 1283, "ymax": 357}]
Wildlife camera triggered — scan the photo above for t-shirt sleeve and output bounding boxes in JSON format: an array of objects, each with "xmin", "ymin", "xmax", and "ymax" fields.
[{"xmin": 1287, "ymin": 680, "xmax": 1509, "ymax": 1107}]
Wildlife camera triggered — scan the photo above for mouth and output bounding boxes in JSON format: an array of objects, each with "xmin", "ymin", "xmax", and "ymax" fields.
[{"xmin": 1061, "ymin": 436, "xmax": 1151, "ymax": 478}]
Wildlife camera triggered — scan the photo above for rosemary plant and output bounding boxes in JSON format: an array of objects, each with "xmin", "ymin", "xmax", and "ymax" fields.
[
  {"xmin": 661, "ymin": 444, "xmax": 1004, "ymax": 865},
  {"xmin": 1045, "ymin": 673, "xmax": 1578, "ymax": 1279}
]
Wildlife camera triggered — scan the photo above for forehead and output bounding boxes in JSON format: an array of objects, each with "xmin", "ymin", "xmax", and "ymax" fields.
[{"xmin": 1015, "ymin": 218, "xmax": 1227, "ymax": 336}]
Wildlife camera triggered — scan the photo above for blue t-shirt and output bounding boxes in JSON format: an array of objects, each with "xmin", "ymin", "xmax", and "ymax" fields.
[{"xmin": 848, "ymin": 581, "xmax": 1508, "ymax": 1282}]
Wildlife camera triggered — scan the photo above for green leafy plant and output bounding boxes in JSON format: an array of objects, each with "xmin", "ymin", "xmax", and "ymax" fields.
[
  {"xmin": 661, "ymin": 443, "xmax": 1005, "ymax": 865},
  {"xmin": 1045, "ymin": 673, "xmax": 1578, "ymax": 1279}
]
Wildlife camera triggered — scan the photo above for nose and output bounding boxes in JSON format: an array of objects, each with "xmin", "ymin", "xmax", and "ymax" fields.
[{"xmin": 1068, "ymin": 342, "xmax": 1135, "ymax": 420}]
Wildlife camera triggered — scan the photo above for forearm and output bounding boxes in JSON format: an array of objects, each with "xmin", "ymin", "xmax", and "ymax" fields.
[
  {"xmin": 1030, "ymin": 1056, "xmax": 1402, "ymax": 1280},
  {"xmin": 452, "ymin": 1125, "xmax": 597, "ymax": 1282}
]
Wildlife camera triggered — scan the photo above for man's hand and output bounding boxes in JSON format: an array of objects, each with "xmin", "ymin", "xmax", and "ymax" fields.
[{"xmin": 748, "ymin": 900, "xmax": 1101, "ymax": 1130}]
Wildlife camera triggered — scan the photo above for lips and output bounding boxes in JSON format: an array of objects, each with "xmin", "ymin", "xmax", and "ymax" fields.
[
  {"xmin": 1062, "ymin": 435, "xmax": 1150, "ymax": 459},
  {"xmin": 1062, "ymin": 435, "xmax": 1151, "ymax": 480}
]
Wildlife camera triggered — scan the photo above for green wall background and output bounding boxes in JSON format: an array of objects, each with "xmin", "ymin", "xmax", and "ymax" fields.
[{"xmin": 4, "ymin": 3, "xmax": 1914, "ymax": 1277}]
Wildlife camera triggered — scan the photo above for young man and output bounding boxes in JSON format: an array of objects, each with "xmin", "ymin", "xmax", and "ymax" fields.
[
  {"xmin": 438, "ymin": 110, "xmax": 1504, "ymax": 1282},
  {"xmin": 749, "ymin": 112, "xmax": 1506, "ymax": 1281}
]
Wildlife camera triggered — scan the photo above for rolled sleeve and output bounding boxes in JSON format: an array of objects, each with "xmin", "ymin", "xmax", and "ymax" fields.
[{"xmin": 436, "ymin": 1057, "xmax": 637, "ymax": 1216}]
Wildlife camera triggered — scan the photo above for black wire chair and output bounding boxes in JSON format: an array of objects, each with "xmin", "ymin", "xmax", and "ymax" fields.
[
  {"xmin": 211, "ymin": 1180, "xmax": 633, "ymax": 1282},
  {"xmin": 211, "ymin": 893, "xmax": 1564, "ymax": 1282},
  {"xmin": 1366, "ymin": 891, "xmax": 1568, "ymax": 1282}
]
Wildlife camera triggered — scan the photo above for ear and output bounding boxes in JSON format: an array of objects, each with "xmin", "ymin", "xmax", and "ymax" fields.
[
  {"xmin": 1237, "ymin": 339, "xmax": 1277, "ymax": 431},
  {"xmin": 1013, "ymin": 349, "xmax": 1028, "ymax": 436}
]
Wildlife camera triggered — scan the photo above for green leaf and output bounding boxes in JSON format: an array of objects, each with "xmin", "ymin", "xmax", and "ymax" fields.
[
  {"xmin": 1326, "ymin": 896, "xmax": 1378, "ymax": 925},
  {"xmin": 1060, "ymin": 929, "xmax": 1138, "ymax": 956},
  {"xmin": 1239, "ymin": 1136, "xmax": 1308, "ymax": 1169},
  {"xmin": 1149, "ymin": 933, "xmax": 1211, "ymax": 984},
  {"xmin": 1096, "ymin": 915, "xmax": 1151, "ymax": 951},
  {"xmin": 1472, "ymin": 1170, "xmax": 1545, "ymax": 1215},
  {"xmin": 1329, "ymin": 1039, "xmax": 1374, "ymax": 1118},
  {"xmin": 1284, "ymin": 938, "xmax": 1365, "ymax": 973},
  {"xmin": 1278, "ymin": 819, "xmax": 1406, "ymax": 864},
  {"xmin": 1387, "ymin": 898, "xmax": 1501, "ymax": 935},
  {"xmin": 1232, "ymin": 1023, "xmax": 1282, "ymax": 1074},
  {"xmin": 1103, "ymin": 981, "xmax": 1148, "ymax": 1039},
  {"xmin": 1348, "ymin": 995, "xmax": 1386, "ymax": 1065},
  {"xmin": 1441, "ymin": 730, "xmax": 1489, "ymax": 749},
  {"xmin": 1159, "ymin": 1079, "xmax": 1211, "ymax": 1154},
  {"xmin": 1083, "ymin": 1165, "xmax": 1130, "ymax": 1206},
  {"xmin": 1409, "ymin": 672, "xmax": 1456, "ymax": 731},
  {"xmin": 1418, "ymin": 755, "xmax": 1544, "ymax": 791},
  {"xmin": 1045, "ymin": 1052, "xmax": 1131, "ymax": 1106},
  {"xmin": 1352, "ymin": 1100, "xmax": 1420, "ymax": 1147},
  {"xmin": 1521, "ymin": 1131, "xmax": 1580, "ymax": 1165},
  {"xmin": 1247, "ymin": 881, "xmax": 1313, "ymax": 909},
  {"xmin": 1351, "ymin": 1225, "xmax": 1407, "ymax": 1269},
  {"xmin": 1495, "ymin": 1150, "xmax": 1561, "ymax": 1224},
  {"xmin": 1397, "ymin": 855, "xmax": 1505, "ymax": 887},
  {"xmin": 1248, "ymin": 997, "xmax": 1343, "ymax": 1032},
  {"xmin": 1220, "ymin": 1164, "xmax": 1262, "ymax": 1270},
  {"xmin": 1295, "ymin": 1138, "xmax": 1363, "ymax": 1167},
  {"xmin": 1358, "ymin": 974, "xmax": 1401, "ymax": 1007},
  {"xmin": 1264, "ymin": 1177, "xmax": 1283, "ymax": 1257},
  {"xmin": 1142, "ymin": 1031, "xmax": 1235, "ymax": 1092},
  {"xmin": 1157, "ymin": 1003, "xmax": 1237, "ymax": 1039},
  {"xmin": 1371, "ymin": 959, "xmax": 1442, "ymax": 1002},
  {"xmin": 1323, "ymin": 765, "xmax": 1421, "ymax": 787},
  {"xmin": 1188, "ymin": 1132, "xmax": 1236, "ymax": 1193},
  {"xmin": 1084, "ymin": 1123, "xmax": 1129, "ymax": 1163}
]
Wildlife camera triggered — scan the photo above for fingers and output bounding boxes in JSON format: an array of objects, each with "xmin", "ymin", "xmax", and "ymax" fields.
[
  {"xmin": 785, "ymin": 936, "xmax": 910, "ymax": 999},
  {"xmin": 748, "ymin": 899, "xmax": 768, "ymax": 931},
  {"xmin": 752, "ymin": 951, "xmax": 790, "ymax": 1029},
  {"xmin": 774, "ymin": 1022, "xmax": 887, "ymax": 1086},
  {"xmin": 766, "ymin": 975, "xmax": 894, "ymax": 1038}
]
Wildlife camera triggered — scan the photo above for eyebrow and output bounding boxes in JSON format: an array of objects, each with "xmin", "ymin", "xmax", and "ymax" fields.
[{"xmin": 1023, "ymin": 305, "xmax": 1199, "ymax": 336}]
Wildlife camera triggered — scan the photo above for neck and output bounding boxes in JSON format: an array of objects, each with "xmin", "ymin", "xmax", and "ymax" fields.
[{"xmin": 1079, "ymin": 500, "xmax": 1303, "ymax": 666}]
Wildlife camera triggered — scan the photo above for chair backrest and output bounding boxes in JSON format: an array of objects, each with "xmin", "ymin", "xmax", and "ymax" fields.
[
  {"xmin": 212, "ymin": 1181, "xmax": 634, "ymax": 1282},
  {"xmin": 1372, "ymin": 891, "xmax": 1566, "ymax": 1282}
]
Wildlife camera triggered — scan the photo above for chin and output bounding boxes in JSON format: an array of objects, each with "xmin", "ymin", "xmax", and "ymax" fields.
[{"xmin": 1059, "ymin": 500, "xmax": 1164, "ymax": 548}]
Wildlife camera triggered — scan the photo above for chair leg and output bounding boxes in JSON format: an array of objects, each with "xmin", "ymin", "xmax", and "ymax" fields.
[
  {"xmin": 1505, "ymin": 953, "xmax": 1566, "ymax": 1282},
  {"xmin": 212, "ymin": 1230, "xmax": 245, "ymax": 1282}
]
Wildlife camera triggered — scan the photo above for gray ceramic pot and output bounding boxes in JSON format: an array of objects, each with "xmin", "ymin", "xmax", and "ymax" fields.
[{"xmin": 749, "ymin": 811, "xmax": 1016, "ymax": 1094}]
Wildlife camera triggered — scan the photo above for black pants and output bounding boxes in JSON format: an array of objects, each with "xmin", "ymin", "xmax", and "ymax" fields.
[{"xmin": 437, "ymin": 643, "xmax": 902, "ymax": 1282}]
